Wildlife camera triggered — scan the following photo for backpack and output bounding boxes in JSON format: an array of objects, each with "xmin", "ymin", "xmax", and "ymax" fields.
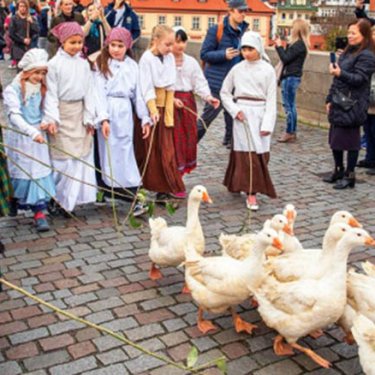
[{"xmin": 201, "ymin": 21, "xmax": 224, "ymax": 70}]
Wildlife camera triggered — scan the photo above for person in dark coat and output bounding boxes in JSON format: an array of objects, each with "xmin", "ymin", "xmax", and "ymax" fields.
[
  {"xmin": 355, "ymin": 0, "xmax": 375, "ymax": 26},
  {"xmin": 105, "ymin": 0, "xmax": 140, "ymax": 43},
  {"xmin": 324, "ymin": 19, "xmax": 375, "ymax": 189},
  {"xmin": 0, "ymin": 0, "xmax": 9, "ymax": 60},
  {"xmin": 197, "ymin": 0, "xmax": 249, "ymax": 146},
  {"xmin": 9, "ymin": 0, "xmax": 39, "ymax": 65},
  {"xmin": 47, "ymin": 0, "xmax": 85, "ymax": 56}
]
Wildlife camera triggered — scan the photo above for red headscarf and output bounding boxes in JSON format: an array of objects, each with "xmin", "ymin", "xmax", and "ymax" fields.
[
  {"xmin": 51, "ymin": 21, "xmax": 84, "ymax": 44},
  {"xmin": 104, "ymin": 28, "xmax": 132, "ymax": 50}
]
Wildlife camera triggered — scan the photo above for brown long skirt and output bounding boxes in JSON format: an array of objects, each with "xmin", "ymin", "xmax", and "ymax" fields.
[
  {"xmin": 134, "ymin": 108, "xmax": 185, "ymax": 194},
  {"xmin": 223, "ymin": 151, "xmax": 277, "ymax": 198}
]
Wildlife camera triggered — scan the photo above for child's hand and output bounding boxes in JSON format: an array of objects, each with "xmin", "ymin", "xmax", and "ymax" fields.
[
  {"xmin": 39, "ymin": 123, "xmax": 49, "ymax": 131},
  {"xmin": 207, "ymin": 95, "xmax": 220, "ymax": 109},
  {"xmin": 34, "ymin": 134, "xmax": 46, "ymax": 143},
  {"xmin": 102, "ymin": 120, "xmax": 110, "ymax": 139},
  {"xmin": 48, "ymin": 123, "xmax": 58, "ymax": 135},
  {"xmin": 260, "ymin": 131, "xmax": 270, "ymax": 137},
  {"xmin": 86, "ymin": 125, "xmax": 95, "ymax": 136},
  {"xmin": 151, "ymin": 112, "xmax": 160, "ymax": 125},
  {"xmin": 235, "ymin": 111, "xmax": 245, "ymax": 122},
  {"xmin": 174, "ymin": 98, "xmax": 184, "ymax": 109},
  {"xmin": 142, "ymin": 124, "xmax": 151, "ymax": 139}
]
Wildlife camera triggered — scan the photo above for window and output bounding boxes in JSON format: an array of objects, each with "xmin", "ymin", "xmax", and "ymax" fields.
[
  {"xmin": 253, "ymin": 18, "xmax": 260, "ymax": 31},
  {"xmin": 208, "ymin": 17, "xmax": 216, "ymax": 29},
  {"xmin": 139, "ymin": 15, "xmax": 145, "ymax": 29},
  {"xmin": 174, "ymin": 16, "xmax": 182, "ymax": 26},
  {"xmin": 281, "ymin": 13, "xmax": 286, "ymax": 20},
  {"xmin": 158, "ymin": 15, "xmax": 166, "ymax": 25},
  {"xmin": 192, "ymin": 16, "xmax": 201, "ymax": 30},
  {"xmin": 297, "ymin": 13, "xmax": 302, "ymax": 18},
  {"xmin": 289, "ymin": 13, "xmax": 293, "ymax": 19}
]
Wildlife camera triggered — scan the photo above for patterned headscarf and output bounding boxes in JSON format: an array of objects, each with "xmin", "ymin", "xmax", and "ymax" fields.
[
  {"xmin": 51, "ymin": 21, "xmax": 84, "ymax": 44},
  {"xmin": 104, "ymin": 28, "xmax": 132, "ymax": 50}
]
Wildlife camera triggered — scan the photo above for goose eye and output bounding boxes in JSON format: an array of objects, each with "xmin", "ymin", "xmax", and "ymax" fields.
[
  {"xmin": 342, "ymin": 215, "xmax": 346, "ymax": 218},
  {"xmin": 267, "ymin": 234, "xmax": 271, "ymax": 238},
  {"xmin": 341, "ymin": 228, "xmax": 346, "ymax": 232},
  {"xmin": 357, "ymin": 233, "xmax": 362, "ymax": 237}
]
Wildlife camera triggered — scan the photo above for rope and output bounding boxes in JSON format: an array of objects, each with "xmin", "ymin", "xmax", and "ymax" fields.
[{"xmin": 0, "ymin": 278, "xmax": 226, "ymax": 373}]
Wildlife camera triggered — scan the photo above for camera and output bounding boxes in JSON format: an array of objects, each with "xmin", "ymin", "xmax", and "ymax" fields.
[{"xmin": 335, "ymin": 36, "xmax": 348, "ymax": 51}]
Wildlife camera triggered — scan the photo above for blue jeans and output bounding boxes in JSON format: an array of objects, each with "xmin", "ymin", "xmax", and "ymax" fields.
[
  {"xmin": 281, "ymin": 76, "xmax": 301, "ymax": 134},
  {"xmin": 364, "ymin": 114, "xmax": 375, "ymax": 162}
]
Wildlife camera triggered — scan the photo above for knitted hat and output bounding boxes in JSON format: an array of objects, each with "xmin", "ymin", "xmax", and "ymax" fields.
[
  {"xmin": 104, "ymin": 27, "xmax": 132, "ymax": 50},
  {"xmin": 51, "ymin": 21, "xmax": 84, "ymax": 44},
  {"xmin": 18, "ymin": 48, "xmax": 48, "ymax": 71}
]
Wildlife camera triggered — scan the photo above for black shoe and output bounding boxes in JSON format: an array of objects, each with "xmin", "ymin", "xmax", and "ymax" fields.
[
  {"xmin": 0, "ymin": 241, "xmax": 4, "ymax": 254},
  {"xmin": 366, "ymin": 168, "xmax": 375, "ymax": 176},
  {"xmin": 357, "ymin": 159, "xmax": 375, "ymax": 168},
  {"xmin": 8, "ymin": 198, "xmax": 18, "ymax": 217},
  {"xmin": 333, "ymin": 172, "xmax": 356, "ymax": 189},
  {"xmin": 132, "ymin": 202, "xmax": 147, "ymax": 217},
  {"xmin": 322, "ymin": 167, "xmax": 344, "ymax": 183}
]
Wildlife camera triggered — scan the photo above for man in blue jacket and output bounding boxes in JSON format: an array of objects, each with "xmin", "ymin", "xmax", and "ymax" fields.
[
  {"xmin": 105, "ymin": 0, "xmax": 140, "ymax": 43},
  {"xmin": 198, "ymin": 0, "xmax": 249, "ymax": 146}
]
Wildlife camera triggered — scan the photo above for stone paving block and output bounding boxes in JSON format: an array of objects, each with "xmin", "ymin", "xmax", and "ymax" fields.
[
  {"xmin": 331, "ymin": 342, "xmax": 359, "ymax": 359},
  {"xmin": 6, "ymin": 342, "xmax": 39, "ymax": 360},
  {"xmin": 162, "ymin": 318, "xmax": 188, "ymax": 332},
  {"xmin": 85, "ymin": 311, "xmax": 114, "ymax": 325},
  {"xmin": 191, "ymin": 337, "xmax": 219, "ymax": 352},
  {"xmin": 124, "ymin": 338, "xmax": 166, "ymax": 359},
  {"xmin": 246, "ymin": 332, "xmax": 275, "ymax": 353},
  {"xmin": 126, "ymin": 323, "xmax": 165, "ymax": 342},
  {"xmin": 49, "ymin": 320, "xmax": 85, "ymax": 335},
  {"xmin": 0, "ymin": 361, "xmax": 22, "ymax": 375},
  {"xmin": 253, "ymin": 359, "xmax": 302, "ymax": 375},
  {"xmin": 68, "ymin": 341, "xmax": 97, "ymax": 359},
  {"xmin": 122, "ymin": 289, "xmax": 158, "ymax": 304},
  {"xmin": 96, "ymin": 348, "xmax": 128, "ymax": 365},
  {"xmin": 125, "ymin": 354, "xmax": 164, "ymax": 374},
  {"xmin": 251, "ymin": 348, "xmax": 283, "ymax": 367},
  {"xmin": 96, "ymin": 287, "xmax": 120, "ymax": 299},
  {"xmin": 82, "ymin": 364, "xmax": 129, "ymax": 375},
  {"xmin": 23, "ymin": 350, "xmax": 70, "ymax": 372},
  {"xmin": 102, "ymin": 317, "xmax": 138, "ymax": 332},
  {"xmin": 93, "ymin": 336, "xmax": 123, "ymax": 352},
  {"xmin": 64, "ymin": 292, "xmax": 98, "ymax": 307},
  {"xmin": 88, "ymin": 296, "xmax": 123, "ymax": 312},
  {"xmin": 221, "ymin": 342, "xmax": 249, "ymax": 360},
  {"xmin": 50, "ymin": 356, "xmax": 97, "ymax": 375},
  {"xmin": 150, "ymin": 365, "xmax": 187, "ymax": 375},
  {"xmin": 160, "ymin": 331, "xmax": 189, "ymax": 347},
  {"xmin": 335, "ymin": 357, "xmax": 363, "ymax": 375},
  {"xmin": 9, "ymin": 327, "xmax": 49, "ymax": 345},
  {"xmin": 39, "ymin": 334, "xmax": 75, "ymax": 351}
]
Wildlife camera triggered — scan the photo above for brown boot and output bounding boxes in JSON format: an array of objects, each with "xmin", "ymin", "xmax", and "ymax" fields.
[{"xmin": 277, "ymin": 133, "xmax": 296, "ymax": 143}]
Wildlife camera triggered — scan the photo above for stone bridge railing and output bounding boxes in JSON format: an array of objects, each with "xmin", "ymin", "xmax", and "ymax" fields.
[{"xmin": 134, "ymin": 38, "xmax": 333, "ymax": 128}]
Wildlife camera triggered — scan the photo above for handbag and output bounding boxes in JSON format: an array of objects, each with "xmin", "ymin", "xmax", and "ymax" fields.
[{"xmin": 331, "ymin": 89, "xmax": 356, "ymax": 112}]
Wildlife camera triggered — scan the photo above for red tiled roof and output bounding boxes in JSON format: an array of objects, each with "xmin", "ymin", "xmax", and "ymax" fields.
[{"xmin": 130, "ymin": 0, "xmax": 274, "ymax": 14}]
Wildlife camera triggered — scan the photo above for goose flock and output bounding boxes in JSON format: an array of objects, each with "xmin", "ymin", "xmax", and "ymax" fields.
[{"xmin": 147, "ymin": 185, "xmax": 375, "ymax": 373}]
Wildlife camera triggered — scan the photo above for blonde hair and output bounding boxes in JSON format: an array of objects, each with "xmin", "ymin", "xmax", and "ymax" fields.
[
  {"xmin": 149, "ymin": 24, "xmax": 174, "ymax": 49},
  {"xmin": 290, "ymin": 19, "xmax": 310, "ymax": 49}
]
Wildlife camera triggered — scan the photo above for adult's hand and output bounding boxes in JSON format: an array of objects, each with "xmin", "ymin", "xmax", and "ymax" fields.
[
  {"xmin": 33, "ymin": 134, "xmax": 46, "ymax": 143},
  {"xmin": 329, "ymin": 63, "xmax": 341, "ymax": 77},
  {"xmin": 355, "ymin": 0, "xmax": 365, "ymax": 9},
  {"xmin": 102, "ymin": 120, "xmax": 110, "ymax": 139},
  {"xmin": 207, "ymin": 95, "xmax": 220, "ymax": 109},
  {"xmin": 24, "ymin": 38, "xmax": 31, "ymax": 46},
  {"xmin": 142, "ymin": 124, "xmax": 151, "ymax": 139},
  {"xmin": 174, "ymin": 98, "xmax": 184, "ymax": 109},
  {"xmin": 225, "ymin": 47, "xmax": 240, "ymax": 60},
  {"xmin": 274, "ymin": 36, "xmax": 282, "ymax": 47},
  {"xmin": 235, "ymin": 111, "xmax": 245, "ymax": 122},
  {"xmin": 326, "ymin": 103, "xmax": 331, "ymax": 114}
]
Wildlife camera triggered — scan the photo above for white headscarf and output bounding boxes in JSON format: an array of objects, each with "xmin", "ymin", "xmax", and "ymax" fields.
[
  {"xmin": 240, "ymin": 31, "xmax": 270, "ymax": 63},
  {"xmin": 18, "ymin": 49, "xmax": 49, "ymax": 71}
]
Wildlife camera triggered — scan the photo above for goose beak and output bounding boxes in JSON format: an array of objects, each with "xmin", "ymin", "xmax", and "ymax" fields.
[
  {"xmin": 365, "ymin": 236, "xmax": 375, "ymax": 246},
  {"xmin": 202, "ymin": 191, "xmax": 212, "ymax": 204},
  {"xmin": 286, "ymin": 210, "xmax": 295, "ymax": 222},
  {"xmin": 349, "ymin": 217, "xmax": 362, "ymax": 228},
  {"xmin": 272, "ymin": 237, "xmax": 284, "ymax": 251},
  {"xmin": 282, "ymin": 224, "xmax": 294, "ymax": 236}
]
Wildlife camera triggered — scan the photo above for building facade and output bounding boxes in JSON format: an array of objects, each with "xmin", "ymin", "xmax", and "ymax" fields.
[{"xmin": 130, "ymin": 0, "xmax": 275, "ymax": 44}]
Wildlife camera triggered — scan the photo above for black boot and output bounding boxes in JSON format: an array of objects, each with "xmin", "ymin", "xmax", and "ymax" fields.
[
  {"xmin": 322, "ymin": 167, "xmax": 344, "ymax": 183},
  {"xmin": 333, "ymin": 172, "xmax": 356, "ymax": 190},
  {"xmin": 8, "ymin": 198, "xmax": 18, "ymax": 217}
]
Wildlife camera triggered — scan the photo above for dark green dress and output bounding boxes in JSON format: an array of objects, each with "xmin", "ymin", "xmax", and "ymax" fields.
[{"xmin": 0, "ymin": 128, "xmax": 12, "ymax": 216}]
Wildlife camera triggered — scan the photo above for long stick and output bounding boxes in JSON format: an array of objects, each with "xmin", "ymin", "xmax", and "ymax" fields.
[
  {"xmin": 0, "ymin": 125, "xmax": 137, "ymax": 199},
  {"xmin": 0, "ymin": 150, "xmax": 82, "ymax": 222},
  {"xmin": 0, "ymin": 278, "xmax": 225, "ymax": 373}
]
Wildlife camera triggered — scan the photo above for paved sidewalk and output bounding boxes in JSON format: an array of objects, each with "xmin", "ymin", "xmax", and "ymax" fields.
[{"xmin": 1, "ymin": 60, "xmax": 375, "ymax": 375}]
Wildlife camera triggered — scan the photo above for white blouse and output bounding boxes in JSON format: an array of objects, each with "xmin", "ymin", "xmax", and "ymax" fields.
[
  {"xmin": 138, "ymin": 49, "xmax": 176, "ymax": 104},
  {"xmin": 43, "ymin": 48, "xmax": 96, "ymax": 126},
  {"xmin": 174, "ymin": 54, "xmax": 211, "ymax": 100}
]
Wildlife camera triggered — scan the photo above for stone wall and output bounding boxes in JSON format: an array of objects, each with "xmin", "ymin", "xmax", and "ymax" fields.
[{"xmin": 134, "ymin": 38, "xmax": 333, "ymax": 128}]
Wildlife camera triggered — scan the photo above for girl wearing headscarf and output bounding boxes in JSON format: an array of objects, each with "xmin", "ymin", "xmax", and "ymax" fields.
[
  {"xmin": 172, "ymin": 27, "xmax": 219, "ymax": 198},
  {"xmin": 3, "ymin": 49, "xmax": 55, "ymax": 231},
  {"xmin": 94, "ymin": 28, "xmax": 151, "ymax": 216},
  {"xmin": 43, "ymin": 22, "xmax": 96, "ymax": 215},
  {"xmin": 220, "ymin": 31, "xmax": 277, "ymax": 211}
]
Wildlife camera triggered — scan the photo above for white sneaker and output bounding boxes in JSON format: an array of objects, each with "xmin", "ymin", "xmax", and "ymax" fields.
[
  {"xmin": 132, "ymin": 202, "xmax": 147, "ymax": 217},
  {"xmin": 246, "ymin": 195, "xmax": 259, "ymax": 211}
]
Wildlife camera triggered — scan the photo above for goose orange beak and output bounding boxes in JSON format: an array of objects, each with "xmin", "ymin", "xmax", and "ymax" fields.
[
  {"xmin": 202, "ymin": 191, "xmax": 212, "ymax": 204},
  {"xmin": 286, "ymin": 210, "xmax": 295, "ymax": 222},
  {"xmin": 349, "ymin": 217, "xmax": 362, "ymax": 228},
  {"xmin": 272, "ymin": 237, "xmax": 284, "ymax": 251},
  {"xmin": 365, "ymin": 236, "xmax": 375, "ymax": 246},
  {"xmin": 282, "ymin": 224, "xmax": 294, "ymax": 236}
]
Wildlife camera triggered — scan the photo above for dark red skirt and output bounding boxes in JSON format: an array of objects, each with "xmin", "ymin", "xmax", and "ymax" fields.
[
  {"xmin": 134, "ymin": 107, "xmax": 185, "ymax": 194},
  {"xmin": 173, "ymin": 91, "xmax": 198, "ymax": 175},
  {"xmin": 223, "ymin": 151, "xmax": 277, "ymax": 198}
]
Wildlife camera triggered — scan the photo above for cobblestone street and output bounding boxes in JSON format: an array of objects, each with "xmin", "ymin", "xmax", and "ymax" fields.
[{"xmin": 1, "ymin": 60, "xmax": 375, "ymax": 375}]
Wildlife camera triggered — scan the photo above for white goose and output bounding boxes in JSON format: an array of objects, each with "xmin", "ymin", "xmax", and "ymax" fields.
[
  {"xmin": 185, "ymin": 228, "xmax": 283, "ymax": 334},
  {"xmin": 254, "ymin": 228, "xmax": 375, "ymax": 368},
  {"xmin": 148, "ymin": 185, "xmax": 212, "ymax": 280}
]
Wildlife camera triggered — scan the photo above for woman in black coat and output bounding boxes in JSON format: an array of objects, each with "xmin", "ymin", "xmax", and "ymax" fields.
[{"xmin": 324, "ymin": 19, "xmax": 375, "ymax": 189}]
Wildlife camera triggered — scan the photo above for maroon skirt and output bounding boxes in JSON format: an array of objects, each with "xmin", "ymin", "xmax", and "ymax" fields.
[
  {"xmin": 173, "ymin": 91, "xmax": 198, "ymax": 175},
  {"xmin": 134, "ymin": 107, "xmax": 185, "ymax": 194},
  {"xmin": 223, "ymin": 151, "xmax": 277, "ymax": 198}
]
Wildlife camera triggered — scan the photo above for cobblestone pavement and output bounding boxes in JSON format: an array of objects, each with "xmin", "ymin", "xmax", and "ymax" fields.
[{"xmin": 1, "ymin": 60, "xmax": 375, "ymax": 375}]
